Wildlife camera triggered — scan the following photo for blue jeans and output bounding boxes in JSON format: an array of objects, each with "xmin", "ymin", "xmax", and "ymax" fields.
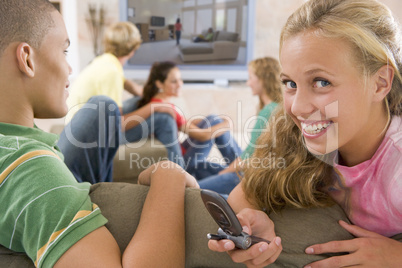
[
  {"xmin": 175, "ymin": 30, "xmax": 181, "ymax": 45},
  {"xmin": 58, "ymin": 95, "xmax": 121, "ymax": 184},
  {"xmin": 198, "ymin": 171, "xmax": 241, "ymax": 195},
  {"xmin": 121, "ymin": 97, "xmax": 184, "ymax": 167},
  {"xmin": 183, "ymin": 115, "xmax": 242, "ymax": 179}
]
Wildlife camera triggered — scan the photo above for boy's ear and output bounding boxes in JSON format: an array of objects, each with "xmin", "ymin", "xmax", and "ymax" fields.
[
  {"xmin": 372, "ymin": 64, "xmax": 394, "ymax": 103},
  {"xmin": 16, "ymin": 43, "xmax": 35, "ymax": 78}
]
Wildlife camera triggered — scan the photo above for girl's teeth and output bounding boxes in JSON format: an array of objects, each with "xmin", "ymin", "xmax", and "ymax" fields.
[{"xmin": 302, "ymin": 122, "xmax": 330, "ymax": 134}]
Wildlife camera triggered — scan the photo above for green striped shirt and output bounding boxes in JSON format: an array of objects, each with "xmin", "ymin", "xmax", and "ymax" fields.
[{"xmin": 0, "ymin": 123, "xmax": 107, "ymax": 267}]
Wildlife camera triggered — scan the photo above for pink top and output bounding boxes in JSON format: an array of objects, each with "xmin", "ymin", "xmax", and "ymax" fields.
[
  {"xmin": 150, "ymin": 98, "xmax": 186, "ymax": 129},
  {"xmin": 150, "ymin": 98, "xmax": 187, "ymax": 155},
  {"xmin": 175, "ymin": 23, "xmax": 182, "ymax": 31},
  {"xmin": 325, "ymin": 116, "xmax": 402, "ymax": 237}
]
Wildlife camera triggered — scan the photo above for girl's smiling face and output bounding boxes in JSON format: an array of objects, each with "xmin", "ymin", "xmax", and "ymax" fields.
[
  {"xmin": 280, "ymin": 31, "xmax": 382, "ymax": 160},
  {"xmin": 157, "ymin": 67, "xmax": 183, "ymax": 97},
  {"xmin": 247, "ymin": 67, "xmax": 264, "ymax": 96}
]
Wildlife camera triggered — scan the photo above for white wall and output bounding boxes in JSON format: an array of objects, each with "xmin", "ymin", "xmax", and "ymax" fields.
[{"xmin": 64, "ymin": 0, "xmax": 402, "ymax": 75}]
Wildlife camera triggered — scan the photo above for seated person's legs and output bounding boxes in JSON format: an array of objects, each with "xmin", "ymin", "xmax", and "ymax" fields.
[
  {"xmin": 186, "ymin": 160, "xmax": 226, "ymax": 180},
  {"xmin": 122, "ymin": 111, "xmax": 184, "ymax": 166},
  {"xmin": 183, "ymin": 114, "xmax": 241, "ymax": 175},
  {"xmin": 198, "ymin": 171, "xmax": 241, "ymax": 195},
  {"xmin": 58, "ymin": 95, "xmax": 121, "ymax": 184}
]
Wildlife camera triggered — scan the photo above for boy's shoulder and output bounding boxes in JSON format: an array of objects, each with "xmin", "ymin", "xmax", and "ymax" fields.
[{"xmin": 0, "ymin": 123, "xmax": 63, "ymax": 173}]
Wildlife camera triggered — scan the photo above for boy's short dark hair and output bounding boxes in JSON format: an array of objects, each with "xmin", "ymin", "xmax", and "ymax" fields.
[{"xmin": 0, "ymin": 0, "xmax": 57, "ymax": 56}]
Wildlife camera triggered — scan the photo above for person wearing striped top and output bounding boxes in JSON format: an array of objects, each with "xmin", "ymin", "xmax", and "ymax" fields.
[
  {"xmin": 0, "ymin": 0, "xmax": 199, "ymax": 267},
  {"xmin": 0, "ymin": 124, "xmax": 108, "ymax": 267}
]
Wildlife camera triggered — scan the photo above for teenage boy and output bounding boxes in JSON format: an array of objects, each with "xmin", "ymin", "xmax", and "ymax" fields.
[{"xmin": 0, "ymin": 0, "xmax": 197, "ymax": 267}]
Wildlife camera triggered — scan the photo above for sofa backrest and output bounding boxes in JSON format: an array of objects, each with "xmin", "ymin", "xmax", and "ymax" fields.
[{"xmin": 215, "ymin": 31, "xmax": 239, "ymax": 42}]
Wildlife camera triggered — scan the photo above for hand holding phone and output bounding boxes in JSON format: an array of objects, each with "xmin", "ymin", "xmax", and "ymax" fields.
[{"xmin": 201, "ymin": 189, "xmax": 270, "ymax": 250}]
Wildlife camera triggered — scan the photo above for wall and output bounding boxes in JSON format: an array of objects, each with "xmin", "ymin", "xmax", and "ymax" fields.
[
  {"xmin": 253, "ymin": 0, "xmax": 402, "ymax": 59},
  {"xmin": 71, "ymin": 0, "xmax": 402, "ymax": 74},
  {"xmin": 75, "ymin": 0, "xmax": 120, "ymax": 70},
  {"xmin": 127, "ymin": 0, "xmax": 182, "ymax": 26},
  {"xmin": 35, "ymin": 0, "xmax": 402, "ymax": 132}
]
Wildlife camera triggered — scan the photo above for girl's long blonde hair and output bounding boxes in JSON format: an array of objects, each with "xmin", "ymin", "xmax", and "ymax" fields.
[
  {"xmin": 242, "ymin": 0, "xmax": 402, "ymax": 212},
  {"xmin": 248, "ymin": 57, "xmax": 282, "ymax": 111}
]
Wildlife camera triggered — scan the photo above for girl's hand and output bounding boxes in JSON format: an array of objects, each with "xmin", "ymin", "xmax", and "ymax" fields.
[
  {"xmin": 138, "ymin": 161, "xmax": 199, "ymax": 188},
  {"xmin": 208, "ymin": 208, "xmax": 282, "ymax": 267},
  {"xmin": 151, "ymin": 103, "xmax": 177, "ymax": 120},
  {"xmin": 304, "ymin": 220, "xmax": 402, "ymax": 267}
]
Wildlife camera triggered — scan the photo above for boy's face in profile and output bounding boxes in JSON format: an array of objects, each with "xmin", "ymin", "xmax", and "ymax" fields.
[{"xmin": 30, "ymin": 10, "xmax": 72, "ymax": 119}]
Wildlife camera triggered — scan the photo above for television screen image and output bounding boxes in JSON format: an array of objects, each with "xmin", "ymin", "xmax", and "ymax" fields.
[
  {"xmin": 151, "ymin": 16, "xmax": 165, "ymax": 26},
  {"xmin": 120, "ymin": 0, "xmax": 255, "ymax": 82}
]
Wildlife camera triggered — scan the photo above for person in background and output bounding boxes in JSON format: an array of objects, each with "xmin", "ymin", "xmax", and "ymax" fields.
[
  {"xmin": 63, "ymin": 21, "xmax": 181, "ymax": 180},
  {"xmin": 67, "ymin": 21, "xmax": 143, "ymax": 122},
  {"xmin": 193, "ymin": 27, "xmax": 214, "ymax": 43},
  {"xmin": 131, "ymin": 61, "xmax": 242, "ymax": 173},
  {"xmin": 198, "ymin": 57, "xmax": 282, "ymax": 195},
  {"xmin": 209, "ymin": 0, "xmax": 402, "ymax": 266},
  {"xmin": 0, "ymin": 0, "xmax": 198, "ymax": 267},
  {"xmin": 174, "ymin": 18, "xmax": 182, "ymax": 45}
]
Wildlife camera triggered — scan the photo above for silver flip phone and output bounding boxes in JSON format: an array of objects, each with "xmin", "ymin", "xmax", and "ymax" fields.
[{"xmin": 201, "ymin": 189, "xmax": 270, "ymax": 249}]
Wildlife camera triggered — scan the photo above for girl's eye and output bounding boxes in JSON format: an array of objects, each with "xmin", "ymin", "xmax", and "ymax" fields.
[
  {"xmin": 64, "ymin": 50, "xmax": 69, "ymax": 55},
  {"xmin": 314, "ymin": 80, "xmax": 330, "ymax": 88},
  {"xmin": 282, "ymin": 80, "xmax": 297, "ymax": 89}
]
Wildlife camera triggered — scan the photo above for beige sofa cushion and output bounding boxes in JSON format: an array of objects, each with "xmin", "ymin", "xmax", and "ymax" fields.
[
  {"xmin": 2, "ymin": 182, "xmax": 401, "ymax": 267},
  {"xmin": 49, "ymin": 124, "xmax": 168, "ymax": 184},
  {"xmin": 215, "ymin": 31, "xmax": 239, "ymax": 42},
  {"xmin": 113, "ymin": 138, "xmax": 167, "ymax": 184}
]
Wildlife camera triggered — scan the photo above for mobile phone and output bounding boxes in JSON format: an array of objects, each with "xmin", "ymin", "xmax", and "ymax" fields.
[{"xmin": 201, "ymin": 189, "xmax": 270, "ymax": 249}]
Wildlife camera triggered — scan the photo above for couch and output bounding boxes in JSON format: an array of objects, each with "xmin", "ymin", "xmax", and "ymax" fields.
[
  {"xmin": 48, "ymin": 124, "xmax": 168, "ymax": 184},
  {"xmin": 179, "ymin": 31, "xmax": 240, "ymax": 62},
  {"xmin": 2, "ymin": 182, "xmax": 402, "ymax": 267}
]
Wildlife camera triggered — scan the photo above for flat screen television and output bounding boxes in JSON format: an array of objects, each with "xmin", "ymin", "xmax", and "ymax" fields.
[
  {"xmin": 150, "ymin": 16, "xmax": 165, "ymax": 27},
  {"xmin": 120, "ymin": 0, "xmax": 255, "ymax": 83}
]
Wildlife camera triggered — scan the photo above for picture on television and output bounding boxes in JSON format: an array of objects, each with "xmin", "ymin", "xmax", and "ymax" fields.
[
  {"xmin": 122, "ymin": 0, "xmax": 252, "ymax": 69},
  {"xmin": 151, "ymin": 16, "xmax": 165, "ymax": 27}
]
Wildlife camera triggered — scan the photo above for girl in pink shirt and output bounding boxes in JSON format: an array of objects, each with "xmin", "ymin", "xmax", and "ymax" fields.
[
  {"xmin": 136, "ymin": 61, "xmax": 242, "ymax": 175},
  {"xmin": 174, "ymin": 18, "xmax": 182, "ymax": 45},
  {"xmin": 208, "ymin": 0, "xmax": 402, "ymax": 266}
]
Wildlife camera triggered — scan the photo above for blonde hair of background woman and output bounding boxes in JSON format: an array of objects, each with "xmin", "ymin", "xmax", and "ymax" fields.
[
  {"xmin": 103, "ymin": 21, "xmax": 142, "ymax": 57},
  {"xmin": 242, "ymin": 0, "xmax": 402, "ymax": 212},
  {"xmin": 248, "ymin": 57, "xmax": 283, "ymax": 111}
]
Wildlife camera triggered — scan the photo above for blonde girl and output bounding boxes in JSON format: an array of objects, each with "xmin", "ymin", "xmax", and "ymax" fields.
[
  {"xmin": 209, "ymin": 0, "xmax": 402, "ymax": 267},
  {"xmin": 198, "ymin": 57, "xmax": 282, "ymax": 195}
]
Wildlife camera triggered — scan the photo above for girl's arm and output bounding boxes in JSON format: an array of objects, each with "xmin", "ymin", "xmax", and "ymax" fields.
[
  {"xmin": 208, "ymin": 181, "xmax": 282, "ymax": 267},
  {"xmin": 219, "ymin": 157, "xmax": 242, "ymax": 175},
  {"xmin": 305, "ymin": 221, "xmax": 402, "ymax": 267},
  {"xmin": 227, "ymin": 182, "xmax": 257, "ymax": 212},
  {"xmin": 124, "ymin": 79, "xmax": 143, "ymax": 97},
  {"xmin": 181, "ymin": 119, "xmax": 230, "ymax": 142},
  {"xmin": 120, "ymin": 102, "xmax": 176, "ymax": 131}
]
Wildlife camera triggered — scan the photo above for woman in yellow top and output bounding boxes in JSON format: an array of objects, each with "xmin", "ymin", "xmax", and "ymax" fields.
[{"xmin": 63, "ymin": 22, "xmax": 184, "ymax": 179}]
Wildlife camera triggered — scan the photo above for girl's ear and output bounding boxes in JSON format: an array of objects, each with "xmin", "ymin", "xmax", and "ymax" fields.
[
  {"xmin": 372, "ymin": 64, "xmax": 394, "ymax": 103},
  {"xmin": 155, "ymin": 80, "xmax": 163, "ymax": 91},
  {"xmin": 16, "ymin": 43, "xmax": 35, "ymax": 78}
]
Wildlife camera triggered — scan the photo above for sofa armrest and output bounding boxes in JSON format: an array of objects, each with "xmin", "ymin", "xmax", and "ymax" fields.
[
  {"xmin": 212, "ymin": 41, "xmax": 240, "ymax": 58},
  {"xmin": 3, "ymin": 182, "xmax": 400, "ymax": 268},
  {"xmin": 113, "ymin": 139, "xmax": 167, "ymax": 184},
  {"xmin": 89, "ymin": 183, "xmax": 242, "ymax": 268}
]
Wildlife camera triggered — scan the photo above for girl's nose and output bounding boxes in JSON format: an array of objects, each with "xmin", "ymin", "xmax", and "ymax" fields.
[{"xmin": 291, "ymin": 88, "xmax": 316, "ymax": 118}]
